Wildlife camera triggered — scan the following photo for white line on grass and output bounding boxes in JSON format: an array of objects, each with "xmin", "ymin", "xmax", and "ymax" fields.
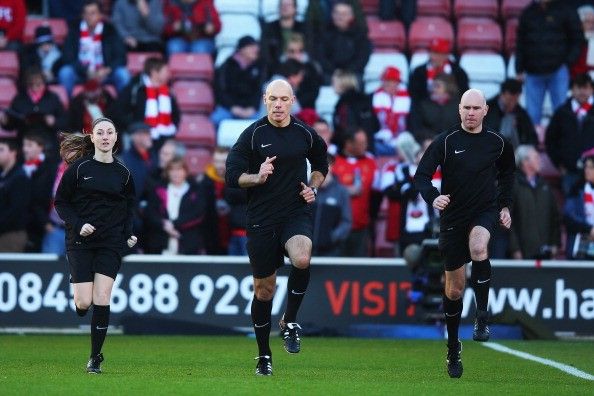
[{"xmin": 483, "ymin": 342, "xmax": 594, "ymax": 381}]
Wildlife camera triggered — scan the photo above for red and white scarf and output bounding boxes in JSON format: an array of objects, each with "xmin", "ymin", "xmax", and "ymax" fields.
[
  {"xmin": 144, "ymin": 75, "xmax": 176, "ymax": 140},
  {"xmin": 372, "ymin": 84, "xmax": 411, "ymax": 135},
  {"xmin": 584, "ymin": 183, "xmax": 594, "ymax": 225},
  {"xmin": 23, "ymin": 154, "xmax": 44, "ymax": 178},
  {"xmin": 79, "ymin": 21, "xmax": 104, "ymax": 72},
  {"xmin": 573, "ymin": 97, "xmax": 593, "ymax": 120},
  {"xmin": 426, "ymin": 61, "xmax": 452, "ymax": 90}
]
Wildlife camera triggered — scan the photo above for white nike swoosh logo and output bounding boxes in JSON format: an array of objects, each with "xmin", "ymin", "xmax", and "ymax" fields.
[
  {"xmin": 445, "ymin": 312, "xmax": 461, "ymax": 317},
  {"xmin": 83, "ymin": 176, "xmax": 93, "ymax": 180},
  {"xmin": 254, "ymin": 322, "xmax": 270, "ymax": 328},
  {"xmin": 261, "ymin": 143, "xmax": 272, "ymax": 148},
  {"xmin": 476, "ymin": 278, "xmax": 491, "ymax": 284},
  {"xmin": 291, "ymin": 290, "xmax": 306, "ymax": 295},
  {"xmin": 96, "ymin": 326, "xmax": 108, "ymax": 330},
  {"xmin": 454, "ymin": 150, "xmax": 465, "ymax": 154}
]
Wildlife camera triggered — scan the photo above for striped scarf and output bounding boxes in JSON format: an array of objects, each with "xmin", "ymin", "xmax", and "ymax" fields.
[
  {"xmin": 144, "ymin": 75, "xmax": 176, "ymax": 140},
  {"xmin": 79, "ymin": 21, "xmax": 104, "ymax": 72}
]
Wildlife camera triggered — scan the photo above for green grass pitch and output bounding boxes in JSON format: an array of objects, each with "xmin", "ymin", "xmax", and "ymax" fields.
[{"xmin": 1, "ymin": 335, "xmax": 592, "ymax": 395}]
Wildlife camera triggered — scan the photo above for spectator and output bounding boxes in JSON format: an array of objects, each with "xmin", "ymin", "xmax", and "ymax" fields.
[
  {"xmin": 0, "ymin": 0, "xmax": 26, "ymax": 52},
  {"xmin": 409, "ymin": 73, "xmax": 460, "ymax": 142},
  {"xmin": 59, "ymin": 0, "xmax": 131, "ymax": 97},
  {"xmin": 316, "ymin": 1, "xmax": 371, "ymax": 84},
  {"xmin": 163, "ymin": 0, "xmax": 221, "ymax": 56},
  {"xmin": 144, "ymin": 157, "xmax": 210, "ymax": 254},
  {"xmin": 261, "ymin": 0, "xmax": 306, "ymax": 79},
  {"xmin": 0, "ymin": 138, "xmax": 31, "ymax": 252},
  {"xmin": 510, "ymin": 145, "xmax": 561, "ymax": 260},
  {"xmin": 0, "ymin": 67, "xmax": 66, "ymax": 155},
  {"xmin": 484, "ymin": 79, "xmax": 538, "ymax": 150},
  {"xmin": 545, "ymin": 73, "xmax": 594, "ymax": 196},
  {"xmin": 112, "ymin": 0, "xmax": 165, "ymax": 53},
  {"xmin": 372, "ymin": 66, "xmax": 411, "ymax": 156},
  {"xmin": 516, "ymin": 0, "xmax": 584, "ymax": 125},
  {"xmin": 280, "ymin": 32, "xmax": 323, "ymax": 109},
  {"xmin": 68, "ymin": 78, "xmax": 117, "ymax": 134},
  {"xmin": 571, "ymin": 5, "xmax": 594, "ymax": 80},
  {"xmin": 116, "ymin": 57, "xmax": 180, "ymax": 151},
  {"xmin": 333, "ymin": 127, "xmax": 377, "ymax": 257},
  {"xmin": 331, "ymin": 69, "xmax": 379, "ymax": 152},
  {"xmin": 145, "ymin": 138, "xmax": 186, "ymax": 192},
  {"xmin": 121, "ymin": 121, "xmax": 157, "ymax": 199},
  {"xmin": 312, "ymin": 153, "xmax": 352, "ymax": 256},
  {"xmin": 20, "ymin": 26, "xmax": 63, "ymax": 85},
  {"xmin": 211, "ymin": 35, "xmax": 264, "ymax": 128},
  {"xmin": 22, "ymin": 132, "xmax": 57, "ymax": 252},
  {"xmin": 408, "ymin": 38, "xmax": 469, "ymax": 105}
]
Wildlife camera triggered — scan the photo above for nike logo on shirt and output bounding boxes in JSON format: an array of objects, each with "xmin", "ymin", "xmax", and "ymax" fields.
[
  {"xmin": 83, "ymin": 176, "xmax": 93, "ymax": 180},
  {"xmin": 454, "ymin": 150, "xmax": 465, "ymax": 154},
  {"xmin": 261, "ymin": 143, "xmax": 272, "ymax": 148}
]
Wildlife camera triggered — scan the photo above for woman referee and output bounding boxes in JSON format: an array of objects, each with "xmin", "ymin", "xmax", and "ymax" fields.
[{"xmin": 55, "ymin": 117, "xmax": 137, "ymax": 374}]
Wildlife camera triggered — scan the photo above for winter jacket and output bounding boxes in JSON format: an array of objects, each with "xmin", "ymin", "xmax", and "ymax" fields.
[
  {"xmin": 485, "ymin": 95, "xmax": 538, "ymax": 148},
  {"xmin": 214, "ymin": 55, "xmax": 263, "ymax": 109},
  {"xmin": 112, "ymin": 0, "xmax": 165, "ymax": 44}
]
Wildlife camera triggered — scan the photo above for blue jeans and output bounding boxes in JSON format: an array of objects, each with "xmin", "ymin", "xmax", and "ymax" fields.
[
  {"xmin": 166, "ymin": 37, "xmax": 215, "ymax": 56},
  {"xmin": 524, "ymin": 64, "xmax": 569, "ymax": 125},
  {"xmin": 228, "ymin": 235, "xmax": 248, "ymax": 256},
  {"xmin": 58, "ymin": 65, "xmax": 131, "ymax": 97},
  {"xmin": 42, "ymin": 226, "xmax": 65, "ymax": 255}
]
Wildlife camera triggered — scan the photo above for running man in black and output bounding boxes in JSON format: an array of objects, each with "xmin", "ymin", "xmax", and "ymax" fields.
[
  {"xmin": 414, "ymin": 89, "xmax": 515, "ymax": 378},
  {"xmin": 55, "ymin": 118, "xmax": 137, "ymax": 374},
  {"xmin": 226, "ymin": 79, "xmax": 328, "ymax": 376}
]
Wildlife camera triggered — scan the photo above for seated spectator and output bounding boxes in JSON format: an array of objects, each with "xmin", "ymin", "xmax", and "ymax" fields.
[
  {"xmin": 485, "ymin": 79, "xmax": 538, "ymax": 150},
  {"xmin": 145, "ymin": 138, "xmax": 186, "ymax": 192},
  {"xmin": 144, "ymin": 157, "xmax": 210, "ymax": 254},
  {"xmin": 510, "ymin": 145, "xmax": 561, "ymax": 260},
  {"xmin": 20, "ymin": 26, "xmax": 63, "ymax": 85},
  {"xmin": 211, "ymin": 36, "xmax": 264, "ymax": 128},
  {"xmin": 116, "ymin": 57, "xmax": 180, "ymax": 151},
  {"xmin": 0, "ymin": 0, "xmax": 25, "ymax": 52},
  {"xmin": 331, "ymin": 69, "xmax": 379, "ymax": 152},
  {"xmin": 59, "ymin": 0, "xmax": 131, "ymax": 96},
  {"xmin": 261, "ymin": 0, "xmax": 306, "ymax": 78},
  {"xmin": 112, "ymin": 0, "xmax": 165, "ymax": 53},
  {"xmin": 545, "ymin": 73, "xmax": 594, "ymax": 196},
  {"xmin": 68, "ymin": 78, "xmax": 117, "ymax": 133},
  {"xmin": 121, "ymin": 121, "xmax": 157, "ymax": 200},
  {"xmin": 163, "ymin": 0, "xmax": 221, "ymax": 56},
  {"xmin": 22, "ymin": 132, "xmax": 57, "ymax": 252},
  {"xmin": 312, "ymin": 117, "xmax": 337, "ymax": 155},
  {"xmin": 312, "ymin": 153, "xmax": 352, "ymax": 256},
  {"xmin": 0, "ymin": 67, "xmax": 66, "ymax": 155},
  {"xmin": 571, "ymin": 5, "xmax": 594, "ymax": 80},
  {"xmin": 409, "ymin": 73, "xmax": 460, "ymax": 141},
  {"xmin": 0, "ymin": 138, "xmax": 31, "ymax": 252},
  {"xmin": 372, "ymin": 66, "xmax": 411, "ymax": 156},
  {"xmin": 408, "ymin": 38, "xmax": 469, "ymax": 105}
]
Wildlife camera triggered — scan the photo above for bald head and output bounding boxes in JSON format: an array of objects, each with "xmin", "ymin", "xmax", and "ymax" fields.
[
  {"xmin": 265, "ymin": 79, "xmax": 294, "ymax": 97},
  {"xmin": 460, "ymin": 89, "xmax": 486, "ymax": 106},
  {"xmin": 459, "ymin": 88, "xmax": 488, "ymax": 133},
  {"xmin": 264, "ymin": 79, "xmax": 295, "ymax": 127}
]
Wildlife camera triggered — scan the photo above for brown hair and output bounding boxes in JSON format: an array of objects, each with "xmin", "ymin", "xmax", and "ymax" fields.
[
  {"xmin": 164, "ymin": 156, "xmax": 189, "ymax": 181},
  {"xmin": 59, "ymin": 117, "xmax": 118, "ymax": 164}
]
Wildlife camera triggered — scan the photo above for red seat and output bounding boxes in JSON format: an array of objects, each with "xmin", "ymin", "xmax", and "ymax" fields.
[
  {"xmin": 24, "ymin": 18, "xmax": 68, "ymax": 45},
  {"xmin": 127, "ymin": 52, "xmax": 163, "ymax": 76},
  {"xmin": 176, "ymin": 114, "xmax": 216, "ymax": 148},
  {"xmin": 0, "ymin": 51, "xmax": 19, "ymax": 80},
  {"xmin": 171, "ymin": 80, "xmax": 214, "ymax": 114},
  {"xmin": 168, "ymin": 53, "xmax": 214, "ymax": 82},
  {"xmin": 501, "ymin": 0, "xmax": 531, "ymax": 20},
  {"xmin": 72, "ymin": 84, "xmax": 117, "ymax": 99},
  {"xmin": 456, "ymin": 18, "xmax": 502, "ymax": 53},
  {"xmin": 366, "ymin": 17, "xmax": 406, "ymax": 51},
  {"xmin": 184, "ymin": 147, "xmax": 213, "ymax": 176},
  {"xmin": 505, "ymin": 18, "xmax": 519, "ymax": 56},
  {"xmin": 454, "ymin": 0, "xmax": 499, "ymax": 20},
  {"xmin": 48, "ymin": 84, "xmax": 69, "ymax": 109},
  {"xmin": 417, "ymin": 0, "xmax": 451, "ymax": 19},
  {"xmin": 0, "ymin": 78, "xmax": 17, "ymax": 108},
  {"xmin": 360, "ymin": 0, "xmax": 379, "ymax": 15},
  {"xmin": 408, "ymin": 17, "xmax": 454, "ymax": 53}
]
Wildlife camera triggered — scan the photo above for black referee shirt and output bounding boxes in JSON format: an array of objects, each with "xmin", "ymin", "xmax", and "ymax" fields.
[
  {"xmin": 226, "ymin": 116, "xmax": 328, "ymax": 228},
  {"xmin": 55, "ymin": 156, "xmax": 135, "ymax": 250},
  {"xmin": 414, "ymin": 127, "xmax": 515, "ymax": 229}
]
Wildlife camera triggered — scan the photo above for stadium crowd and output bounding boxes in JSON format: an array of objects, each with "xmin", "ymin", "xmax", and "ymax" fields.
[{"xmin": 2, "ymin": 0, "xmax": 594, "ymax": 260}]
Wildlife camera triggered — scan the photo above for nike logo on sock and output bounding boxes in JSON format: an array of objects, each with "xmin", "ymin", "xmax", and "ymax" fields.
[
  {"xmin": 96, "ymin": 326, "xmax": 108, "ymax": 330},
  {"xmin": 291, "ymin": 289, "xmax": 306, "ymax": 295},
  {"xmin": 476, "ymin": 278, "xmax": 491, "ymax": 284},
  {"xmin": 254, "ymin": 322, "xmax": 270, "ymax": 328},
  {"xmin": 445, "ymin": 311, "xmax": 461, "ymax": 317}
]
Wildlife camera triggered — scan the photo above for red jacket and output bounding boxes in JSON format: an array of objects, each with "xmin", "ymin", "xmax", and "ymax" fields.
[
  {"xmin": 0, "ymin": 0, "xmax": 25, "ymax": 41},
  {"xmin": 163, "ymin": 0, "xmax": 221, "ymax": 39}
]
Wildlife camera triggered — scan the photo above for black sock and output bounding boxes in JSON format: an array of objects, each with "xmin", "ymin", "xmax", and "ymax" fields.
[
  {"xmin": 251, "ymin": 296, "xmax": 272, "ymax": 357},
  {"xmin": 90, "ymin": 305, "xmax": 110, "ymax": 357},
  {"xmin": 471, "ymin": 259, "xmax": 491, "ymax": 312},
  {"xmin": 76, "ymin": 305, "xmax": 89, "ymax": 317},
  {"xmin": 443, "ymin": 295, "xmax": 462, "ymax": 346},
  {"xmin": 283, "ymin": 266, "xmax": 310, "ymax": 323}
]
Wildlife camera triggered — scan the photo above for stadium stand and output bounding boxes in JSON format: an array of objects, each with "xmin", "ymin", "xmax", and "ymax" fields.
[
  {"xmin": 48, "ymin": 84, "xmax": 69, "ymax": 109},
  {"xmin": 453, "ymin": 0, "xmax": 499, "ymax": 20},
  {"xmin": 0, "ymin": 51, "xmax": 19, "ymax": 81},
  {"xmin": 185, "ymin": 147, "xmax": 213, "ymax": 176},
  {"xmin": 456, "ymin": 17, "xmax": 503, "ymax": 53},
  {"xmin": 417, "ymin": 0, "xmax": 451, "ymax": 19},
  {"xmin": 501, "ymin": 0, "xmax": 531, "ymax": 20},
  {"xmin": 214, "ymin": 0, "xmax": 259, "ymax": 17},
  {"xmin": 168, "ymin": 53, "xmax": 214, "ymax": 82},
  {"xmin": 366, "ymin": 17, "xmax": 406, "ymax": 52},
  {"xmin": 71, "ymin": 84, "xmax": 117, "ymax": 99},
  {"xmin": 360, "ymin": 0, "xmax": 379, "ymax": 15},
  {"xmin": 504, "ymin": 18, "xmax": 519, "ymax": 57},
  {"xmin": 176, "ymin": 114, "xmax": 216, "ymax": 148},
  {"xmin": 459, "ymin": 52, "xmax": 506, "ymax": 84},
  {"xmin": 363, "ymin": 52, "xmax": 409, "ymax": 94},
  {"xmin": 126, "ymin": 52, "xmax": 163, "ymax": 76},
  {"xmin": 215, "ymin": 14, "xmax": 262, "ymax": 49},
  {"xmin": 23, "ymin": 17, "xmax": 68, "ymax": 45},
  {"xmin": 314, "ymin": 86, "xmax": 339, "ymax": 125},
  {"xmin": 408, "ymin": 17, "xmax": 454, "ymax": 53},
  {"xmin": 260, "ymin": 0, "xmax": 308, "ymax": 22},
  {"xmin": 171, "ymin": 81, "xmax": 214, "ymax": 115},
  {"xmin": 409, "ymin": 51, "xmax": 430, "ymax": 73},
  {"xmin": 214, "ymin": 46, "xmax": 234, "ymax": 68},
  {"xmin": 217, "ymin": 119, "xmax": 254, "ymax": 147}
]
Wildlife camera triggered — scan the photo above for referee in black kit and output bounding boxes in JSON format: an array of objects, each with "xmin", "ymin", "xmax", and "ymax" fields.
[
  {"xmin": 414, "ymin": 89, "xmax": 515, "ymax": 378},
  {"xmin": 226, "ymin": 79, "xmax": 328, "ymax": 376}
]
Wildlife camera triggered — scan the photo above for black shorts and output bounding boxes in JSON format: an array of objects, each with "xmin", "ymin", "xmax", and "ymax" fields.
[
  {"xmin": 67, "ymin": 248, "xmax": 122, "ymax": 283},
  {"xmin": 439, "ymin": 210, "xmax": 498, "ymax": 271},
  {"xmin": 247, "ymin": 215, "xmax": 313, "ymax": 279}
]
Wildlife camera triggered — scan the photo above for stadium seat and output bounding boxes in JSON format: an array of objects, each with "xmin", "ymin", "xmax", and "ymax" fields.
[
  {"xmin": 127, "ymin": 52, "xmax": 163, "ymax": 76},
  {"xmin": 456, "ymin": 17, "xmax": 502, "ymax": 53},
  {"xmin": 176, "ymin": 114, "xmax": 216, "ymax": 148},
  {"xmin": 169, "ymin": 53, "xmax": 214, "ymax": 82},
  {"xmin": 0, "ymin": 78, "xmax": 17, "ymax": 108},
  {"xmin": 215, "ymin": 46, "xmax": 234, "ymax": 68},
  {"xmin": 260, "ymin": 0, "xmax": 308, "ymax": 22},
  {"xmin": 215, "ymin": 14, "xmax": 261, "ymax": 49},
  {"xmin": 171, "ymin": 81, "xmax": 214, "ymax": 114},
  {"xmin": 468, "ymin": 81, "xmax": 500, "ymax": 101},
  {"xmin": 217, "ymin": 119, "xmax": 254, "ymax": 147},
  {"xmin": 417, "ymin": 0, "xmax": 451, "ymax": 19},
  {"xmin": 459, "ymin": 53, "xmax": 506, "ymax": 84},
  {"xmin": 24, "ymin": 17, "xmax": 68, "ymax": 45},
  {"xmin": 71, "ymin": 84, "xmax": 117, "ymax": 99},
  {"xmin": 214, "ymin": 0, "xmax": 259, "ymax": 16},
  {"xmin": 363, "ymin": 52, "xmax": 409, "ymax": 94},
  {"xmin": 507, "ymin": 54, "xmax": 517, "ymax": 78},
  {"xmin": 501, "ymin": 0, "xmax": 531, "ymax": 20},
  {"xmin": 314, "ymin": 86, "xmax": 339, "ymax": 124},
  {"xmin": 48, "ymin": 84, "xmax": 69, "ymax": 109},
  {"xmin": 366, "ymin": 17, "xmax": 406, "ymax": 52},
  {"xmin": 360, "ymin": 0, "xmax": 379, "ymax": 15},
  {"xmin": 408, "ymin": 17, "xmax": 454, "ymax": 53},
  {"xmin": 409, "ymin": 51, "xmax": 430, "ymax": 72},
  {"xmin": 505, "ymin": 18, "xmax": 519, "ymax": 57},
  {"xmin": 184, "ymin": 147, "xmax": 213, "ymax": 176},
  {"xmin": 0, "ymin": 51, "xmax": 19, "ymax": 80},
  {"xmin": 453, "ymin": 0, "xmax": 499, "ymax": 20}
]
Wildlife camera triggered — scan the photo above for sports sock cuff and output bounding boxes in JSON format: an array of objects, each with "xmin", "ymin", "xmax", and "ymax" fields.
[
  {"xmin": 75, "ymin": 306, "xmax": 89, "ymax": 317},
  {"xmin": 93, "ymin": 304, "xmax": 110, "ymax": 314},
  {"xmin": 443, "ymin": 295, "xmax": 462, "ymax": 316}
]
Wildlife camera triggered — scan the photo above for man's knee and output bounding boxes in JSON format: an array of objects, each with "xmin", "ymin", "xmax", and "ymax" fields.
[
  {"xmin": 445, "ymin": 284, "xmax": 464, "ymax": 300},
  {"xmin": 291, "ymin": 253, "xmax": 311, "ymax": 269},
  {"xmin": 74, "ymin": 295, "xmax": 92, "ymax": 310},
  {"xmin": 469, "ymin": 242, "xmax": 488, "ymax": 260},
  {"xmin": 93, "ymin": 290, "xmax": 111, "ymax": 306},
  {"xmin": 254, "ymin": 281, "xmax": 275, "ymax": 301}
]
